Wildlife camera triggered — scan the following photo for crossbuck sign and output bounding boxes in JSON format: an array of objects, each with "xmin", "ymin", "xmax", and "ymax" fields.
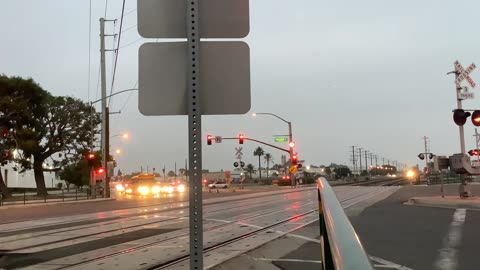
[
  {"xmin": 235, "ymin": 147, "xmax": 243, "ymax": 160},
  {"xmin": 455, "ymin": 60, "xmax": 476, "ymax": 88}
]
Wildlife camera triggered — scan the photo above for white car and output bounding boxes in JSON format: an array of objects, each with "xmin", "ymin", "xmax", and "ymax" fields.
[{"xmin": 208, "ymin": 181, "xmax": 228, "ymax": 189}]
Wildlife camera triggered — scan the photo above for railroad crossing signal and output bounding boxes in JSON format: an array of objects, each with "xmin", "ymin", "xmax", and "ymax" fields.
[
  {"xmin": 453, "ymin": 109, "xmax": 471, "ymax": 126},
  {"xmin": 468, "ymin": 149, "xmax": 480, "ymax": 156},
  {"xmin": 234, "ymin": 161, "xmax": 239, "ymax": 167},
  {"xmin": 455, "ymin": 60, "xmax": 476, "ymax": 88}
]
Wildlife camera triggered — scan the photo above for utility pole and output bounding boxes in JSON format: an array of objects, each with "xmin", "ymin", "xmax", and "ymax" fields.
[
  {"xmin": 351, "ymin": 146, "xmax": 357, "ymax": 175},
  {"xmin": 423, "ymin": 136, "xmax": 429, "ymax": 173},
  {"xmin": 474, "ymin": 129, "xmax": 480, "ymax": 162},
  {"xmin": 99, "ymin": 18, "xmax": 116, "ymax": 198},
  {"xmin": 100, "ymin": 18, "xmax": 107, "ymax": 198},
  {"xmin": 364, "ymin": 150, "xmax": 369, "ymax": 174},
  {"xmin": 358, "ymin": 148, "xmax": 363, "ymax": 175}
]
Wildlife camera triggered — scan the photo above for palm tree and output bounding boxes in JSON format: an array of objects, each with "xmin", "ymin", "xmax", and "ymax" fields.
[
  {"xmin": 245, "ymin": 164, "xmax": 255, "ymax": 179},
  {"xmin": 264, "ymin": 153, "xmax": 273, "ymax": 178},
  {"xmin": 253, "ymin": 147, "xmax": 265, "ymax": 179}
]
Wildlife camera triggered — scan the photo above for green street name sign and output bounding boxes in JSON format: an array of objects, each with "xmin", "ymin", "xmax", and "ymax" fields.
[{"xmin": 274, "ymin": 137, "xmax": 288, "ymax": 143}]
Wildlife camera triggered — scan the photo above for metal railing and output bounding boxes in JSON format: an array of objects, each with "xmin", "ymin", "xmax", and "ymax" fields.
[
  {"xmin": 317, "ymin": 177, "xmax": 374, "ymax": 270},
  {"xmin": 0, "ymin": 188, "xmax": 100, "ymax": 207}
]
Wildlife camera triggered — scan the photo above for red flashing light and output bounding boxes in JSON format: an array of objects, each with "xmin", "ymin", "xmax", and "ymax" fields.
[
  {"xmin": 207, "ymin": 135, "xmax": 213, "ymax": 145},
  {"xmin": 289, "ymin": 141, "xmax": 295, "ymax": 148},
  {"xmin": 96, "ymin": 167, "xmax": 105, "ymax": 174},
  {"xmin": 239, "ymin": 134, "xmax": 245, "ymax": 144}
]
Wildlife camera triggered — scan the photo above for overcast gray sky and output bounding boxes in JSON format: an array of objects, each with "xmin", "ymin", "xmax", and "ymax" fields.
[{"xmin": 1, "ymin": 0, "xmax": 480, "ymax": 174}]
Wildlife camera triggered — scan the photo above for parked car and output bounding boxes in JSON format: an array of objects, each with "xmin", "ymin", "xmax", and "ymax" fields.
[{"xmin": 208, "ymin": 181, "xmax": 228, "ymax": 189}]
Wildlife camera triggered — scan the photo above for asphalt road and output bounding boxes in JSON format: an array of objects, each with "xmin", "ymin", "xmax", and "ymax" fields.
[
  {"xmin": 0, "ymin": 185, "xmax": 300, "ymax": 224},
  {"xmin": 214, "ymin": 183, "xmax": 480, "ymax": 270},
  {"xmin": 0, "ymin": 185, "xmax": 391, "ymax": 270}
]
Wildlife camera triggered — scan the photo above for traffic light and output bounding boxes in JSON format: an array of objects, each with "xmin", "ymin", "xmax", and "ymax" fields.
[
  {"xmin": 207, "ymin": 135, "xmax": 212, "ymax": 145},
  {"xmin": 87, "ymin": 152, "xmax": 95, "ymax": 167},
  {"xmin": 1, "ymin": 126, "xmax": 9, "ymax": 139},
  {"xmin": 418, "ymin": 153, "xmax": 425, "ymax": 160},
  {"xmin": 296, "ymin": 163, "xmax": 303, "ymax": 169},
  {"xmin": 289, "ymin": 141, "xmax": 295, "ymax": 148},
  {"xmin": 472, "ymin": 110, "xmax": 480, "ymax": 126},
  {"xmin": 239, "ymin": 134, "xmax": 244, "ymax": 144},
  {"xmin": 96, "ymin": 167, "xmax": 105, "ymax": 174},
  {"xmin": 468, "ymin": 149, "xmax": 480, "ymax": 156},
  {"xmin": 429, "ymin": 153, "xmax": 434, "ymax": 159},
  {"xmin": 453, "ymin": 109, "xmax": 471, "ymax": 126},
  {"xmin": 291, "ymin": 154, "xmax": 298, "ymax": 165}
]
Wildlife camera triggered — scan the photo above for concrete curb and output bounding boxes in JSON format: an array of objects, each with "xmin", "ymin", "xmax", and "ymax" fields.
[
  {"xmin": 0, "ymin": 198, "xmax": 116, "ymax": 210},
  {"xmin": 406, "ymin": 197, "xmax": 480, "ymax": 210}
]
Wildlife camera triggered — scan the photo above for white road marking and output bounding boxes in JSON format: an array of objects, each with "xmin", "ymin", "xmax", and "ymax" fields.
[
  {"xmin": 370, "ymin": 255, "xmax": 415, "ymax": 270},
  {"xmin": 253, "ymin": 257, "xmax": 322, "ymax": 264},
  {"xmin": 434, "ymin": 208, "xmax": 466, "ymax": 270}
]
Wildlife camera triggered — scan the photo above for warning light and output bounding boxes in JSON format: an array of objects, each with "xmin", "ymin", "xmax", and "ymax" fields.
[
  {"xmin": 96, "ymin": 167, "xmax": 105, "ymax": 174},
  {"xmin": 239, "ymin": 134, "xmax": 245, "ymax": 144},
  {"xmin": 289, "ymin": 141, "xmax": 295, "ymax": 148},
  {"xmin": 207, "ymin": 135, "xmax": 212, "ymax": 145}
]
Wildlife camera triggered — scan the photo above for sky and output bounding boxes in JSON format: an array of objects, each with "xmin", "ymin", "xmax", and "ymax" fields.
[{"xmin": 2, "ymin": 0, "xmax": 480, "ymax": 174}]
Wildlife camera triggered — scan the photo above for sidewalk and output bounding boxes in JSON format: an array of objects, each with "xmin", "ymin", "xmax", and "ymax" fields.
[{"xmin": 406, "ymin": 196, "xmax": 480, "ymax": 210}]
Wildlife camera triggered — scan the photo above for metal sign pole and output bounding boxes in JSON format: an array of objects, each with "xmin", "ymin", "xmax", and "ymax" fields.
[{"xmin": 186, "ymin": 1, "xmax": 203, "ymax": 269}]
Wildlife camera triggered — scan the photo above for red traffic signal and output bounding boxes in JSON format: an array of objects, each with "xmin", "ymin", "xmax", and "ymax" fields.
[
  {"xmin": 207, "ymin": 135, "xmax": 213, "ymax": 145},
  {"xmin": 96, "ymin": 167, "xmax": 105, "ymax": 174},
  {"xmin": 87, "ymin": 152, "xmax": 95, "ymax": 167},
  {"xmin": 453, "ymin": 109, "xmax": 471, "ymax": 126},
  {"xmin": 291, "ymin": 154, "xmax": 298, "ymax": 165},
  {"xmin": 472, "ymin": 110, "xmax": 480, "ymax": 126},
  {"xmin": 239, "ymin": 134, "xmax": 245, "ymax": 144},
  {"xmin": 468, "ymin": 149, "xmax": 480, "ymax": 156},
  {"xmin": 289, "ymin": 141, "xmax": 295, "ymax": 148}
]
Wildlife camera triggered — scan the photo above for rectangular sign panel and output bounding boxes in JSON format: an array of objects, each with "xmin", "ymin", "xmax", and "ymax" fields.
[
  {"xmin": 139, "ymin": 42, "xmax": 250, "ymax": 115},
  {"xmin": 459, "ymin": 92, "xmax": 475, "ymax": 100},
  {"xmin": 274, "ymin": 137, "xmax": 288, "ymax": 142},
  {"xmin": 138, "ymin": 0, "xmax": 249, "ymax": 38}
]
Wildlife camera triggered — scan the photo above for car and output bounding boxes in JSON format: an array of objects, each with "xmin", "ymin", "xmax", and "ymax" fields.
[
  {"xmin": 208, "ymin": 181, "xmax": 228, "ymax": 189},
  {"xmin": 160, "ymin": 180, "xmax": 187, "ymax": 193},
  {"xmin": 124, "ymin": 177, "xmax": 162, "ymax": 196}
]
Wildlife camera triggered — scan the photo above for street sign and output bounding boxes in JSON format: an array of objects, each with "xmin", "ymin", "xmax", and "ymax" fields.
[
  {"xmin": 454, "ymin": 60, "xmax": 476, "ymax": 88},
  {"xmin": 274, "ymin": 137, "xmax": 288, "ymax": 143},
  {"xmin": 139, "ymin": 42, "xmax": 251, "ymax": 116},
  {"xmin": 215, "ymin": 136, "xmax": 222, "ymax": 143},
  {"xmin": 138, "ymin": 0, "xmax": 249, "ymax": 38},
  {"xmin": 235, "ymin": 147, "xmax": 243, "ymax": 160},
  {"xmin": 459, "ymin": 92, "xmax": 475, "ymax": 100},
  {"xmin": 289, "ymin": 165, "xmax": 297, "ymax": 173}
]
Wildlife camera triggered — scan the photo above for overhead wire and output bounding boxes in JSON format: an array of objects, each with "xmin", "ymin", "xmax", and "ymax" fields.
[
  {"xmin": 118, "ymin": 37, "xmax": 143, "ymax": 49},
  {"xmin": 108, "ymin": 0, "xmax": 126, "ymax": 107},
  {"xmin": 87, "ymin": 0, "xmax": 92, "ymax": 103}
]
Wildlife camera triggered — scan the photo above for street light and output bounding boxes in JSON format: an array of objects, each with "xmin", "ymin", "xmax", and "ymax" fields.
[
  {"xmin": 111, "ymin": 133, "xmax": 129, "ymax": 140},
  {"xmin": 115, "ymin": 149, "xmax": 121, "ymax": 154},
  {"xmin": 252, "ymin": 112, "xmax": 295, "ymax": 187}
]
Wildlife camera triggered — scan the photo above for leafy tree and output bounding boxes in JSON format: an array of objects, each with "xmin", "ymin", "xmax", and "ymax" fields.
[
  {"xmin": 244, "ymin": 163, "xmax": 255, "ymax": 179},
  {"xmin": 264, "ymin": 153, "xmax": 273, "ymax": 178},
  {"xmin": 253, "ymin": 147, "xmax": 265, "ymax": 179},
  {"xmin": 0, "ymin": 75, "xmax": 50, "ymax": 197},
  {"xmin": 1, "ymin": 76, "xmax": 100, "ymax": 196},
  {"xmin": 167, "ymin": 170, "xmax": 175, "ymax": 177},
  {"xmin": 58, "ymin": 150, "xmax": 103, "ymax": 189},
  {"xmin": 324, "ymin": 167, "xmax": 331, "ymax": 175},
  {"xmin": 333, "ymin": 167, "xmax": 352, "ymax": 179}
]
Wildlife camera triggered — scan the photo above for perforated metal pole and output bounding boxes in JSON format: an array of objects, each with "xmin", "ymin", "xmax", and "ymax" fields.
[{"xmin": 186, "ymin": 0, "xmax": 203, "ymax": 269}]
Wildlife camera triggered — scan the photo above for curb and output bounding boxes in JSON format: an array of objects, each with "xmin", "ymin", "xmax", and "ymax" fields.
[
  {"xmin": 0, "ymin": 198, "xmax": 116, "ymax": 210},
  {"xmin": 406, "ymin": 197, "xmax": 480, "ymax": 210}
]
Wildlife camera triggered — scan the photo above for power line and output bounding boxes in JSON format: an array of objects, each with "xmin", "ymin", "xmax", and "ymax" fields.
[
  {"xmin": 87, "ymin": 0, "xmax": 92, "ymax": 103},
  {"xmin": 104, "ymin": 0, "xmax": 108, "ymax": 17},
  {"xmin": 118, "ymin": 37, "xmax": 143, "ymax": 49},
  {"xmin": 119, "ymin": 80, "xmax": 137, "ymax": 113},
  {"xmin": 108, "ymin": 0, "xmax": 126, "ymax": 107},
  {"xmin": 120, "ymin": 24, "xmax": 137, "ymax": 33},
  {"xmin": 116, "ymin": 8, "xmax": 136, "ymax": 20}
]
